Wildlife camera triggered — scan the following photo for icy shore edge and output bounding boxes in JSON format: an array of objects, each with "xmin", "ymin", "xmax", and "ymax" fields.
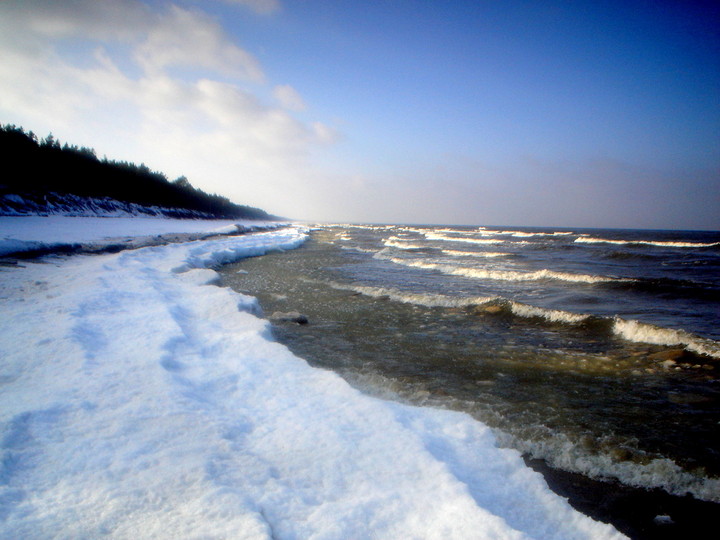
[{"xmin": 0, "ymin": 224, "xmax": 623, "ymax": 539}]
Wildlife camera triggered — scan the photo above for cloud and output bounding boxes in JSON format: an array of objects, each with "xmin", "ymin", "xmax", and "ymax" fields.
[
  {"xmin": 135, "ymin": 5, "xmax": 264, "ymax": 81},
  {"xmin": 0, "ymin": 0, "xmax": 151, "ymax": 42},
  {"xmin": 217, "ymin": 0, "xmax": 281, "ymax": 15},
  {"xmin": 273, "ymin": 84, "xmax": 307, "ymax": 111},
  {"xmin": 0, "ymin": 0, "xmax": 336, "ymax": 218}
]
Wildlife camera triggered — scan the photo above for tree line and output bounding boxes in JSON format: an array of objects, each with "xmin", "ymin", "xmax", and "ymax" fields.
[{"xmin": 0, "ymin": 124, "xmax": 275, "ymax": 220}]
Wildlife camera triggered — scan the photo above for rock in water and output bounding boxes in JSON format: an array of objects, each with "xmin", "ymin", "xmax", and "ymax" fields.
[{"xmin": 270, "ymin": 311, "xmax": 309, "ymax": 325}]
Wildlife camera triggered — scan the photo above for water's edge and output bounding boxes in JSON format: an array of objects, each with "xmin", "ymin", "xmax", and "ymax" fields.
[{"xmin": 217, "ymin": 225, "xmax": 719, "ymax": 539}]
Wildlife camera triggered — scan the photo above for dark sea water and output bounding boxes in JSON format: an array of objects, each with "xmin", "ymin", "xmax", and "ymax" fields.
[{"xmin": 220, "ymin": 224, "xmax": 720, "ymax": 513}]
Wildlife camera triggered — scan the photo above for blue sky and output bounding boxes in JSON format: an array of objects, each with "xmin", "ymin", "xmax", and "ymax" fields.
[{"xmin": 0, "ymin": 0, "xmax": 718, "ymax": 229}]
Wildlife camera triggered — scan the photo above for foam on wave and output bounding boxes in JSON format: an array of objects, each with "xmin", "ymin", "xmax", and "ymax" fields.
[
  {"xmin": 383, "ymin": 237, "xmax": 430, "ymax": 250},
  {"xmin": 613, "ymin": 318, "xmax": 720, "ymax": 359},
  {"xmin": 330, "ymin": 280, "xmax": 720, "ymax": 358},
  {"xmin": 497, "ymin": 430, "xmax": 720, "ymax": 503},
  {"xmin": 328, "ymin": 282, "xmax": 499, "ymax": 308},
  {"xmin": 328, "ymin": 282, "xmax": 591, "ymax": 325},
  {"xmin": 576, "ymin": 237, "xmax": 720, "ymax": 248},
  {"xmin": 442, "ymin": 249, "xmax": 510, "ymax": 258},
  {"xmin": 423, "ymin": 232, "xmax": 505, "ymax": 245},
  {"xmin": 379, "ymin": 254, "xmax": 623, "ymax": 284}
]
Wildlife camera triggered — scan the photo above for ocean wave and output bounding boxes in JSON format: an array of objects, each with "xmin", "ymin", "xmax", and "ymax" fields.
[
  {"xmin": 496, "ymin": 230, "xmax": 574, "ymax": 238},
  {"xmin": 575, "ymin": 237, "xmax": 720, "ymax": 248},
  {"xmin": 423, "ymin": 232, "xmax": 505, "ymax": 245},
  {"xmin": 327, "ymin": 224, "xmax": 399, "ymax": 232},
  {"xmin": 335, "ymin": 276, "xmax": 720, "ymax": 359},
  {"xmin": 508, "ymin": 302, "xmax": 590, "ymax": 324},
  {"xmin": 328, "ymin": 282, "xmax": 591, "ymax": 325},
  {"xmin": 497, "ymin": 430, "xmax": 720, "ymax": 503},
  {"xmin": 339, "ymin": 246, "xmax": 376, "ymax": 254},
  {"xmin": 442, "ymin": 249, "xmax": 510, "ymax": 258},
  {"xmin": 383, "ymin": 237, "xmax": 431, "ymax": 250},
  {"xmin": 430, "ymin": 228, "xmax": 480, "ymax": 236},
  {"xmin": 381, "ymin": 255, "xmax": 623, "ymax": 284},
  {"xmin": 327, "ymin": 282, "xmax": 499, "ymax": 308},
  {"xmin": 613, "ymin": 318, "xmax": 720, "ymax": 359}
]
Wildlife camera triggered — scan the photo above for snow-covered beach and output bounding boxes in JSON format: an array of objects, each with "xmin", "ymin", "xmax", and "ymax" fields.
[{"xmin": 0, "ymin": 217, "xmax": 624, "ymax": 538}]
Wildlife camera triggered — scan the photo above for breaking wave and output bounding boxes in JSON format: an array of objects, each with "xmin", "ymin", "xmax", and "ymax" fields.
[
  {"xmin": 613, "ymin": 318, "xmax": 720, "ymax": 358},
  {"xmin": 378, "ymin": 254, "xmax": 624, "ymax": 284},
  {"xmin": 576, "ymin": 237, "xmax": 720, "ymax": 248},
  {"xmin": 442, "ymin": 249, "xmax": 510, "ymax": 258},
  {"xmin": 478, "ymin": 230, "xmax": 575, "ymax": 238},
  {"xmin": 328, "ymin": 281, "xmax": 720, "ymax": 359},
  {"xmin": 328, "ymin": 282, "xmax": 499, "ymax": 309},
  {"xmin": 328, "ymin": 282, "xmax": 590, "ymax": 324},
  {"xmin": 497, "ymin": 430, "xmax": 720, "ymax": 503},
  {"xmin": 382, "ymin": 237, "xmax": 432, "ymax": 250},
  {"xmin": 423, "ymin": 232, "xmax": 505, "ymax": 245}
]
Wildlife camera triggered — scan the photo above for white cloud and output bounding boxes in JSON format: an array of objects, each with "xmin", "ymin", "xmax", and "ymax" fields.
[
  {"xmin": 273, "ymin": 84, "xmax": 307, "ymax": 111},
  {"xmin": 218, "ymin": 0, "xmax": 281, "ymax": 15},
  {"xmin": 135, "ymin": 5, "xmax": 264, "ymax": 81}
]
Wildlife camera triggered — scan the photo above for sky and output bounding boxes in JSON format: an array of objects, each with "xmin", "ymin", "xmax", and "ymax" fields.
[{"xmin": 0, "ymin": 0, "xmax": 718, "ymax": 229}]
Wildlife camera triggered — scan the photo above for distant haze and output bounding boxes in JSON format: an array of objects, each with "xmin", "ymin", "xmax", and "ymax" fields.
[{"xmin": 0, "ymin": 0, "xmax": 718, "ymax": 229}]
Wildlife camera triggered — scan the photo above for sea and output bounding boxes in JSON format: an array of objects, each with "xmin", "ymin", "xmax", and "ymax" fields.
[{"xmin": 220, "ymin": 224, "xmax": 720, "ymax": 508}]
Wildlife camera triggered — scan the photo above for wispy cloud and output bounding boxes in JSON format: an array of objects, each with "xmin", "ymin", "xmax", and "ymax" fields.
[
  {"xmin": 273, "ymin": 84, "xmax": 307, "ymax": 112},
  {"xmin": 216, "ymin": 0, "xmax": 281, "ymax": 16},
  {"xmin": 135, "ymin": 5, "xmax": 265, "ymax": 81}
]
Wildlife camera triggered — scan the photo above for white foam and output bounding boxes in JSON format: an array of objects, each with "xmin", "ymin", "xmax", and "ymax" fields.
[
  {"xmin": 509, "ymin": 302, "xmax": 590, "ymax": 324},
  {"xmin": 423, "ymin": 232, "xmax": 505, "ymax": 245},
  {"xmin": 443, "ymin": 249, "xmax": 510, "ymax": 258},
  {"xmin": 498, "ymin": 430, "xmax": 720, "ymax": 503},
  {"xmin": 472, "ymin": 229, "xmax": 574, "ymax": 238},
  {"xmin": 575, "ymin": 237, "xmax": 720, "ymax": 248},
  {"xmin": 613, "ymin": 318, "xmax": 720, "ymax": 359},
  {"xmin": 329, "ymin": 282, "xmax": 591, "ymax": 325},
  {"xmin": 0, "ymin": 222, "xmax": 624, "ymax": 538},
  {"xmin": 329, "ymin": 282, "xmax": 499, "ymax": 308},
  {"xmin": 382, "ymin": 255, "xmax": 623, "ymax": 284},
  {"xmin": 383, "ymin": 236, "xmax": 428, "ymax": 250}
]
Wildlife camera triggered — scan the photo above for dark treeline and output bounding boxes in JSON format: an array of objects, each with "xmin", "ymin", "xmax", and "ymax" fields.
[{"xmin": 0, "ymin": 124, "xmax": 276, "ymax": 220}]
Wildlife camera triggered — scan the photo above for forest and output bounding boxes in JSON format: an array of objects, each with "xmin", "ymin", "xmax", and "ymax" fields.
[{"xmin": 0, "ymin": 124, "xmax": 275, "ymax": 220}]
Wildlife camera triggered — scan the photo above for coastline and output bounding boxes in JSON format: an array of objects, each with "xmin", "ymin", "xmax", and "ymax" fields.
[
  {"xmin": 0, "ymin": 222, "xmax": 624, "ymax": 538},
  {"xmin": 219, "ymin": 224, "xmax": 720, "ymax": 539},
  {"xmin": 2, "ymin": 218, "xmax": 716, "ymax": 538}
]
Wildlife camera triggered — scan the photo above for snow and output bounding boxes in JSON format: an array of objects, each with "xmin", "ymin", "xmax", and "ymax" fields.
[
  {"xmin": 0, "ymin": 215, "xmax": 281, "ymax": 256},
  {"xmin": 0, "ymin": 217, "xmax": 625, "ymax": 539}
]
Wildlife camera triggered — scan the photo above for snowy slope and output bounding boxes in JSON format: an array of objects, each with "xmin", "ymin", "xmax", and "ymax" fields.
[
  {"xmin": 0, "ymin": 221, "xmax": 624, "ymax": 539},
  {"xmin": 0, "ymin": 215, "xmax": 281, "ymax": 256}
]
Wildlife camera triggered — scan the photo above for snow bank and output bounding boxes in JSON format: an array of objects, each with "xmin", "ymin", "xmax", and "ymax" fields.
[
  {"xmin": 0, "ymin": 216, "xmax": 282, "ymax": 256},
  {"xmin": 0, "ymin": 224, "xmax": 623, "ymax": 539}
]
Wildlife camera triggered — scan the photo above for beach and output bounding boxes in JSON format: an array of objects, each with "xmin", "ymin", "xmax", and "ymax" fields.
[
  {"xmin": 0, "ymin": 217, "xmax": 627, "ymax": 539},
  {"xmin": 220, "ymin": 223, "xmax": 720, "ymax": 538}
]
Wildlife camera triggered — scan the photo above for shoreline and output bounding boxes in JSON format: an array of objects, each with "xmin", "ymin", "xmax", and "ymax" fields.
[
  {"xmin": 218, "ymin": 227, "xmax": 720, "ymax": 540},
  {"xmin": 4, "ymin": 223, "xmax": 716, "ymax": 538},
  {"xmin": 0, "ymin": 224, "xmax": 624, "ymax": 538}
]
